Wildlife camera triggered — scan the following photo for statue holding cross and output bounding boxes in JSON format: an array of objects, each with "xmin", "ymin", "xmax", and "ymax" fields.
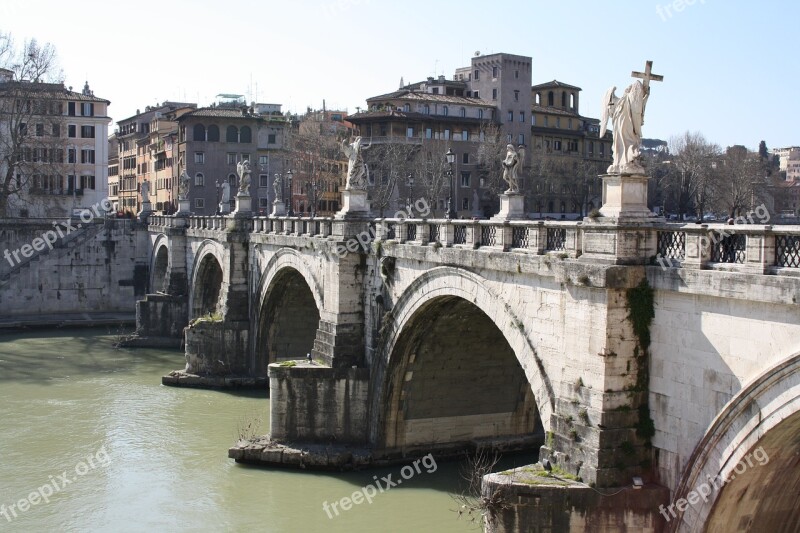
[{"xmin": 600, "ymin": 60, "xmax": 663, "ymax": 174}]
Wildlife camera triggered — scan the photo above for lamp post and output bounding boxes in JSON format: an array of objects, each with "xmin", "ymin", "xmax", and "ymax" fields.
[
  {"xmin": 286, "ymin": 169, "xmax": 294, "ymax": 216},
  {"xmin": 445, "ymin": 148, "xmax": 456, "ymax": 219},
  {"xmin": 406, "ymin": 173, "xmax": 414, "ymax": 212}
]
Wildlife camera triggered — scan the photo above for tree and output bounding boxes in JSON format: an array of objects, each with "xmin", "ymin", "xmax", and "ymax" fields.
[
  {"xmin": 363, "ymin": 142, "xmax": 418, "ymax": 217},
  {"xmin": 715, "ymin": 145, "xmax": 765, "ymax": 218},
  {"xmin": 0, "ymin": 33, "xmax": 64, "ymax": 217},
  {"xmin": 665, "ymin": 132, "xmax": 721, "ymax": 220},
  {"xmin": 291, "ymin": 118, "xmax": 346, "ymax": 216}
]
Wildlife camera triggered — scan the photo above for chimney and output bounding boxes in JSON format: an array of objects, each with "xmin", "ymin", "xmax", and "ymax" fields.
[{"xmin": 438, "ymin": 75, "xmax": 445, "ymax": 83}]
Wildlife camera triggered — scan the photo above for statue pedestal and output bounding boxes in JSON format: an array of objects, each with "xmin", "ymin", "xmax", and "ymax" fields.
[
  {"xmin": 597, "ymin": 173, "xmax": 660, "ymax": 221},
  {"xmin": 219, "ymin": 201, "xmax": 231, "ymax": 215},
  {"xmin": 176, "ymin": 198, "xmax": 191, "ymax": 216},
  {"xmin": 271, "ymin": 199, "xmax": 286, "ymax": 217},
  {"xmin": 233, "ymin": 193, "xmax": 252, "ymax": 217},
  {"xmin": 336, "ymin": 189, "xmax": 371, "ymax": 219},
  {"xmin": 491, "ymin": 192, "xmax": 525, "ymax": 221},
  {"xmin": 138, "ymin": 201, "xmax": 153, "ymax": 222}
]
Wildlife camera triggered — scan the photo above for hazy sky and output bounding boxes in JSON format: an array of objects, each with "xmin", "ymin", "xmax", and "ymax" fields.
[{"xmin": 2, "ymin": 0, "xmax": 797, "ymax": 150}]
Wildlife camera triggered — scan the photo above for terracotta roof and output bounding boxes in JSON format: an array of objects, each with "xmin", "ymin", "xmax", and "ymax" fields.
[
  {"xmin": 367, "ymin": 89, "xmax": 492, "ymax": 107},
  {"xmin": 348, "ymin": 110, "xmax": 486, "ymax": 125},
  {"xmin": 180, "ymin": 107, "xmax": 260, "ymax": 119},
  {"xmin": 531, "ymin": 104, "xmax": 581, "ymax": 118},
  {"xmin": 531, "ymin": 80, "xmax": 582, "ymax": 91},
  {"xmin": 0, "ymin": 81, "xmax": 110, "ymax": 103}
]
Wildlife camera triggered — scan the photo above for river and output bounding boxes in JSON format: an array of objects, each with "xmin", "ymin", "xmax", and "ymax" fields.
[{"xmin": 0, "ymin": 328, "xmax": 535, "ymax": 532}]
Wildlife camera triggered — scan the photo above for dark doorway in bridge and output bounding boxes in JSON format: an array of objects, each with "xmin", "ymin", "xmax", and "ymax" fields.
[
  {"xmin": 383, "ymin": 296, "xmax": 542, "ymax": 452},
  {"xmin": 255, "ymin": 268, "xmax": 320, "ymax": 375},
  {"xmin": 151, "ymin": 245, "xmax": 168, "ymax": 293},
  {"xmin": 191, "ymin": 254, "xmax": 223, "ymax": 318}
]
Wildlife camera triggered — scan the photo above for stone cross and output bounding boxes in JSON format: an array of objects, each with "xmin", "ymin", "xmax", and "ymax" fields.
[{"xmin": 631, "ymin": 60, "xmax": 664, "ymax": 91}]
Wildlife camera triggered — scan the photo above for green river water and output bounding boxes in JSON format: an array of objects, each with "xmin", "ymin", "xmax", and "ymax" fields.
[{"xmin": 0, "ymin": 328, "xmax": 535, "ymax": 533}]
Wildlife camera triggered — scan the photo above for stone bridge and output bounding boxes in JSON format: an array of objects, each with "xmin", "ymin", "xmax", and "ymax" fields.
[{"xmin": 138, "ymin": 203, "xmax": 800, "ymax": 532}]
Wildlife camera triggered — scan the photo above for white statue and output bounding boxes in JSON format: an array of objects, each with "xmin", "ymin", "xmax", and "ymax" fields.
[
  {"xmin": 220, "ymin": 181, "xmax": 231, "ymax": 204},
  {"xmin": 237, "ymin": 160, "xmax": 251, "ymax": 195},
  {"xmin": 601, "ymin": 61, "xmax": 663, "ymax": 174},
  {"xmin": 140, "ymin": 180, "xmax": 150, "ymax": 203},
  {"xmin": 501, "ymin": 144, "xmax": 524, "ymax": 194},
  {"xmin": 342, "ymin": 136, "xmax": 371, "ymax": 190},
  {"xmin": 178, "ymin": 170, "xmax": 190, "ymax": 200},
  {"xmin": 273, "ymin": 175, "xmax": 281, "ymax": 203}
]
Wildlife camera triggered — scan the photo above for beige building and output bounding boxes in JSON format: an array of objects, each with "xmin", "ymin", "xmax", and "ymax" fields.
[{"xmin": 0, "ymin": 74, "xmax": 111, "ymax": 218}]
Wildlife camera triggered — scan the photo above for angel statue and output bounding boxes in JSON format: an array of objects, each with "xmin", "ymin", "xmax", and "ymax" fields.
[
  {"xmin": 501, "ymin": 144, "xmax": 524, "ymax": 194},
  {"xmin": 341, "ymin": 136, "xmax": 371, "ymax": 190},
  {"xmin": 237, "ymin": 159, "xmax": 252, "ymax": 195},
  {"xmin": 273, "ymin": 175, "xmax": 281, "ymax": 203},
  {"xmin": 600, "ymin": 62, "xmax": 663, "ymax": 174},
  {"xmin": 178, "ymin": 170, "xmax": 190, "ymax": 200}
]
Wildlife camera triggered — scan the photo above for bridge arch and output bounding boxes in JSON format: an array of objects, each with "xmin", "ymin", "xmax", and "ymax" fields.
[
  {"xmin": 375, "ymin": 266, "xmax": 553, "ymax": 452},
  {"xmin": 189, "ymin": 240, "xmax": 226, "ymax": 320},
  {"xmin": 673, "ymin": 352, "xmax": 800, "ymax": 532},
  {"xmin": 253, "ymin": 249, "xmax": 324, "ymax": 375},
  {"xmin": 150, "ymin": 235, "xmax": 169, "ymax": 293}
]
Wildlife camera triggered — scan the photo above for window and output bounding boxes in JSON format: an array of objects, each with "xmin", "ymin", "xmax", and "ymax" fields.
[
  {"xmin": 402, "ymin": 104, "xmax": 410, "ymax": 112},
  {"xmin": 478, "ymin": 109, "xmax": 484, "ymax": 119},
  {"xmin": 561, "ymin": 92, "xmax": 567, "ymax": 107},
  {"xmin": 519, "ymin": 111, "xmax": 525, "ymax": 123},
  {"xmin": 193, "ymin": 124, "xmax": 206, "ymax": 142},
  {"xmin": 515, "ymin": 69, "xmax": 519, "ymax": 79},
  {"xmin": 227, "ymin": 153, "xmax": 237, "ymax": 165},
  {"xmin": 460, "ymin": 172, "xmax": 470, "ymax": 188},
  {"xmin": 268, "ymin": 134, "xmax": 276, "ymax": 144},
  {"xmin": 506, "ymin": 134, "xmax": 513, "ymax": 143},
  {"xmin": 531, "ymin": 115, "xmax": 536, "ymax": 126},
  {"xmin": 195, "ymin": 173, "xmax": 205, "ymax": 186},
  {"xmin": 600, "ymin": 144, "xmax": 605, "ymax": 156},
  {"xmin": 240, "ymin": 126, "xmax": 252, "ymax": 143},
  {"xmin": 507, "ymin": 111, "xmax": 513, "ymax": 122},
  {"xmin": 424, "ymin": 127, "xmax": 432, "ymax": 139},
  {"xmin": 518, "ymin": 133, "xmax": 525, "ymax": 145},
  {"xmin": 423, "ymin": 104, "xmax": 430, "ymax": 115},
  {"xmin": 259, "ymin": 198, "xmax": 270, "ymax": 208},
  {"xmin": 462, "ymin": 197, "xmax": 469, "ymax": 211},
  {"xmin": 407, "ymin": 127, "xmax": 414, "ymax": 138},
  {"xmin": 81, "ymin": 103, "xmax": 94, "ymax": 116},
  {"xmin": 554, "ymin": 140, "xmax": 562, "ymax": 151},
  {"xmin": 548, "ymin": 91, "xmax": 554, "ymax": 106},
  {"xmin": 589, "ymin": 141, "xmax": 594, "ymax": 155},
  {"xmin": 259, "ymin": 155, "xmax": 268, "ymax": 166},
  {"xmin": 194, "ymin": 152, "xmax": 205, "ymax": 164},
  {"xmin": 462, "ymin": 130, "xmax": 468, "ymax": 141},
  {"xmin": 80, "ymin": 149, "xmax": 95, "ymax": 164},
  {"xmin": 207, "ymin": 124, "xmax": 220, "ymax": 142},
  {"xmin": 240, "ymin": 153, "xmax": 249, "ymax": 163},
  {"xmin": 462, "ymin": 153, "xmax": 469, "ymax": 164},
  {"xmin": 492, "ymin": 88, "xmax": 497, "ymax": 100},
  {"xmin": 514, "ymin": 90, "xmax": 519, "ymax": 102},
  {"xmin": 442, "ymin": 106, "xmax": 449, "ymax": 116},
  {"xmin": 474, "ymin": 69, "xmax": 480, "ymax": 80},
  {"xmin": 80, "ymin": 125, "xmax": 95, "ymax": 138},
  {"xmin": 443, "ymin": 129, "xmax": 450, "ymax": 140},
  {"xmin": 459, "ymin": 107, "xmax": 466, "ymax": 117},
  {"xmin": 259, "ymin": 174, "xmax": 270, "ymax": 187},
  {"xmin": 68, "ymin": 148, "xmax": 76, "ymax": 164},
  {"xmin": 556, "ymin": 117, "xmax": 561, "ymax": 128},
  {"xmin": 195, "ymin": 198, "xmax": 205, "ymax": 208},
  {"xmin": 68, "ymin": 102, "xmax": 75, "ymax": 116},
  {"xmin": 80, "ymin": 175, "xmax": 95, "ymax": 190},
  {"xmin": 226, "ymin": 126, "xmax": 238, "ymax": 142},
  {"xmin": 535, "ymin": 93, "xmax": 541, "ymax": 105},
  {"xmin": 35, "ymin": 123, "xmax": 44, "ymax": 136},
  {"xmin": 492, "ymin": 66, "xmax": 498, "ymax": 78},
  {"xmin": 52, "ymin": 124, "xmax": 60, "ymax": 137},
  {"xmin": 473, "ymin": 91, "xmax": 479, "ymax": 99}
]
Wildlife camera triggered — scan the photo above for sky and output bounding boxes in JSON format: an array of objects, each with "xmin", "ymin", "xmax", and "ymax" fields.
[{"xmin": 2, "ymin": 0, "xmax": 797, "ymax": 150}]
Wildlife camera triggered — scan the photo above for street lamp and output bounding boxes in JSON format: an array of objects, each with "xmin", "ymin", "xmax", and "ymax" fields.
[
  {"xmin": 307, "ymin": 181, "xmax": 321, "ymax": 217},
  {"xmin": 406, "ymin": 173, "xmax": 414, "ymax": 212},
  {"xmin": 445, "ymin": 148, "xmax": 456, "ymax": 219},
  {"xmin": 286, "ymin": 169, "xmax": 295, "ymax": 216}
]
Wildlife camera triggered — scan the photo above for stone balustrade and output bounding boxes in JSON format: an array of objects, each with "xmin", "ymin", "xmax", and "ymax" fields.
[{"xmin": 250, "ymin": 216, "xmax": 334, "ymax": 238}]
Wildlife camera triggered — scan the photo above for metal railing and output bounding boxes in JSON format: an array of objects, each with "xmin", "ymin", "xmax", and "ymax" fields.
[{"xmin": 657, "ymin": 230, "xmax": 686, "ymax": 260}]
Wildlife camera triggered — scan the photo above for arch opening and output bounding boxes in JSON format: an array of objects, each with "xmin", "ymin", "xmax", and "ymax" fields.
[
  {"xmin": 383, "ymin": 296, "xmax": 542, "ymax": 451},
  {"xmin": 704, "ymin": 411, "xmax": 800, "ymax": 532},
  {"xmin": 255, "ymin": 267, "xmax": 321, "ymax": 375},
  {"xmin": 191, "ymin": 254, "xmax": 223, "ymax": 319},
  {"xmin": 151, "ymin": 245, "xmax": 168, "ymax": 293}
]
